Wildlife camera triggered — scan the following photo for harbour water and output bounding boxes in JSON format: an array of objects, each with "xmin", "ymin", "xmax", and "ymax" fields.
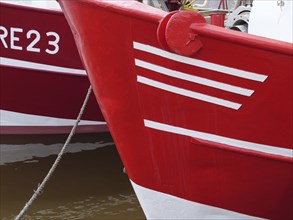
[{"xmin": 0, "ymin": 133, "xmax": 146, "ymax": 220}]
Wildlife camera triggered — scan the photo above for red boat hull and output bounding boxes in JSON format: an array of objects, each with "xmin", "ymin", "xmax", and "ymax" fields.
[
  {"xmin": 0, "ymin": 2, "xmax": 107, "ymax": 134},
  {"xmin": 60, "ymin": 0, "xmax": 293, "ymax": 219}
]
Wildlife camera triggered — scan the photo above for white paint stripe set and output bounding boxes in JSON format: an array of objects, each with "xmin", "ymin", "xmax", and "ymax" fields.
[
  {"xmin": 132, "ymin": 42, "xmax": 292, "ymax": 158},
  {"xmin": 133, "ymin": 42, "xmax": 268, "ymax": 110}
]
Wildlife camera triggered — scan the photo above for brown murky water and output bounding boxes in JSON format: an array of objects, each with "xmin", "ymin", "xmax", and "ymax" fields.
[{"xmin": 0, "ymin": 133, "xmax": 146, "ymax": 220}]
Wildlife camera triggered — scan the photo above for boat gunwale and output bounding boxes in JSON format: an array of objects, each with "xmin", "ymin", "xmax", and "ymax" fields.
[
  {"xmin": 62, "ymin": 0, "xmax": 292, "ymax": 56},
  {"xmin": 190, "ymin": 22, "xmax": 293, "ymax": 56},
  {"xmin": 0, "ymin": 1, "xmax": 63, "ymax": 16},
  {"xmin": 68, "ymin": 0, "xmax": 167, "ymax": 23}
]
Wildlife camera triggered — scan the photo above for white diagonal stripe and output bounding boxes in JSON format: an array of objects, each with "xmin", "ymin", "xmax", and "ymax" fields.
[
  {"xmin": 137, "ymin": 76, "xmax": 242, "ymax": 110},
  {"xmin": 135, "ymin": 59, "xmax": 254, "ymax": 96},
  {"xmin": 0, "ymin": 110, "xmax": 106, "ymax": 126},
  {"xmin": 144, "ymin": 119, "xmax": 293, "ymax": 158},
  {"xmin": 130, "ymin": 180, "xmax": 263, "ymax": 220},
  {"xmin": 0, "ymin": 57, "xmax": 86, "ymax": 75},
  {"xmin": 133, "ymin": 42, "xmax": 268, "ymax": 82}
]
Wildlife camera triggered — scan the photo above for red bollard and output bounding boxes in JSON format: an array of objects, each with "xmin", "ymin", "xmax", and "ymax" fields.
[{"xmin": 210, "ymin": 13, "xmax": 225, "ymax": 27}]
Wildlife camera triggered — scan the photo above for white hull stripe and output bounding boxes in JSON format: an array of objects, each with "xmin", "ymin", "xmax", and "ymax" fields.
[
  {"xmin": 0, "ymin": 57, "xmax": 86, "ymax": 75},
  {"xmin": 130, "ymin": 180, "xmax": 263, "ymax": 219},
  {"xmin": 138, "ymin": 76, "xmax": 242, "ymax": 110},
  {"xmin": 0, "ymin": 110, "xmax": 106, "ymax": 126},
  {"xmin": 133, "ymin": 42, "xmax": 268, "ymax": 82},
  {"xmin": 144, "ymin": 119, "xmax": 293, "ymax": 158},
  {"xmin": 0, "ymin": 0, "xmax": 61, "ymax": 10},
  {"xmin": 135, "ymin": 59, "xmax": 254, "ymax": 96}
]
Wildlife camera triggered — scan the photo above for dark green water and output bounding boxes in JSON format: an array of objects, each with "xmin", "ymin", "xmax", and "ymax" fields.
[{"xmin": 0, "ymin": 133, "xmax": 146, "ymax": 220}]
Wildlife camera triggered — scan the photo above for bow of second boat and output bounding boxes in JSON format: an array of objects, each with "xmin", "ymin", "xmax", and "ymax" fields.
[{"xmin": 58, "ymin": 0, "xmax": 293, "ymax": 219}]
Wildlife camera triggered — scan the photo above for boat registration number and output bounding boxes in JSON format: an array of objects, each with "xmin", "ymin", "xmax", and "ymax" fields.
[{"xmin": 0, "ymin": 26, "xmax": 60, "ymax": 55}]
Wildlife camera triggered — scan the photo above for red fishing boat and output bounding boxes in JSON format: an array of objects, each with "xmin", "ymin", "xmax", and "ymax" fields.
[
  {"xmin": 59, "ymin": 0, "xmax": 293, "ymax": 219},
  {"xmin": 0, "ymin": 0, "xmax": 107, "ymax": 135}
]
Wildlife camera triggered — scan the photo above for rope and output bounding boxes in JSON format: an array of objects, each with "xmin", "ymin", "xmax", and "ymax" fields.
[
  {"xmin": 180, "ymin": 0, "xmax": 198, "ymax": 11},
  {"xmin": 15, "ymin": 85, "xmax": 93, "ymax": 220}
]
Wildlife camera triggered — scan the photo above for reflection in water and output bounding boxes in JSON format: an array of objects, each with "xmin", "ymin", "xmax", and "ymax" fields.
[{"xmin": 0, "ymin": 133, "xmax": 146, "ymax": 220}]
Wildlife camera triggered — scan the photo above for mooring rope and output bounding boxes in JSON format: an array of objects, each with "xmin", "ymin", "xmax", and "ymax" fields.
[{"xmin": 15, "ymin": 85, "xmax": 93, "ymax": 220}]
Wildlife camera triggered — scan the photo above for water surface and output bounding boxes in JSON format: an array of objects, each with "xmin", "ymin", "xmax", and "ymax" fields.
[{"xmin": 0, "ymin": 133, "xmax": 146, "ymax": 220}]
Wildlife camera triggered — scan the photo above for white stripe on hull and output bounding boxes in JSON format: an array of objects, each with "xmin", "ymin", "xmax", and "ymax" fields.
[
  {"xmin": 144, "ymin": 119, "xmax": 293, "ymax": 158},
  {"xmin": 133, "ymin": 42, "xmax": 268, "ymax": 82},
  {"xmin": 0, "ymin": 110, "xmax": 106, "ymax": 126},
  {"xmin": 135, "ymin": 59, "xmax": 254, "ymax": 96},
  {"xmin": 0, "ymin": 57, "xmax": 86, "ymax": 75},
  {"xmin": 134, "ymin": 42, "xmax": 268, "ymax": 110},
  {"xmin": 138, "ymin": 76, "xmax": 242, "ymax": 110},
  {"xmin": 130, "ymin": 180, "xmax": 262, "ymax": 219},
  {"xmin": 0, "ymin": 0, "xmax": 61, "ymax": 11}
]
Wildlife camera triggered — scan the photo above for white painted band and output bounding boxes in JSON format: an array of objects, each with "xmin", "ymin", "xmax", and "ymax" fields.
[
  {"xmin": 0, "ymin": 57, "xmax": 86, "ymax": 75},
  {"xmin": 138, "ymin": 76, "xmax": 242, "ymax": 110},
  {"xmin": 144, "ymin": 119, "xmax": 293, "ymax": 158},
  {"xmin": 135, "ymin": 59, "xmax": 254, "ymax": 96},
  {"xmin": 0, "ymin": 110, "xmax": 106, "ymax": 126},
  {"xmin": 0, "ymin": 0, "xmax": 61, "ymax": 11},
  {"xmin": 130, "ymin": 180, "xmax": 262, "ymax": 219},
  {"xmin": 133, "ymin": 42, "xmax": 268, "ymax": 82}
]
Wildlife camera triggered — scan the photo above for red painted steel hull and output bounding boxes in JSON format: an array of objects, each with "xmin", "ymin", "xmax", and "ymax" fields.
[
  {"xmin": 0, "ymin": 2, "xmax": 107, "ymax": 135},
  {"xmin": 59, "ymin": 0, "xmax": 293, "ymax": 219}
]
